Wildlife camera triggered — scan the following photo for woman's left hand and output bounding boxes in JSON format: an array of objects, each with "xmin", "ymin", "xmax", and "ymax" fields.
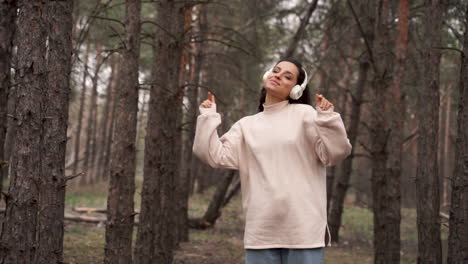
[{"xmin": 315, "ymin": 94, "xmax": 334, "ymax": 111}]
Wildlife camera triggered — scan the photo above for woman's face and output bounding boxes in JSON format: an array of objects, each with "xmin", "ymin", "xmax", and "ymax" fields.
[{"xmin": 263, "ymin": 61, "xmax": 300, "ymax": 100}]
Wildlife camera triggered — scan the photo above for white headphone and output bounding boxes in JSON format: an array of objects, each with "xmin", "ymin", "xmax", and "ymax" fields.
[{"xmin": 262, "ymin": 66, "xmax": 308, "ymax": 100}]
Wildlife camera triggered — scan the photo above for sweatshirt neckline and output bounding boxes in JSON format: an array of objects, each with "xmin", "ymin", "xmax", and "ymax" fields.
[{"xmin": 262, "ymin": 100, "xmax": 289, "ymax": 114}]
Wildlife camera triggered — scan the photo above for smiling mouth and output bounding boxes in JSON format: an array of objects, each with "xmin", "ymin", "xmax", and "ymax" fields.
[{"xmin": 270, "ymin": 80, "xmax": 280, "ymax": 86}]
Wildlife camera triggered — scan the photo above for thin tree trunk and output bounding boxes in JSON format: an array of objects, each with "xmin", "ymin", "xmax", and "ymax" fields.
[
  {"xmin": 89, "ymin": 58, "xmax": 101, "ymax": 182},
  {"xmin": 283, "ymin": 0, "xmax": 318, "ymax": 58},
  {"xmin": 73, "ymin": 41, "xmax": 91, "ymax": 177},
  {"xmin": 82, "ymin": 44, "xmax": 103, "ymax": 185},
  {"xmin": 442, "ymin": 87, "xmax": 451, "ymax": 208},
  {"xmin": 97, "ymin": 55, "xmax": 116, "ymax": 181},
  {"xmin": 368, "ymin": 0, "xmax": 406, "ymax": 262},
  {"xmin": 175, "ymin": 8, "xmax": 192, "ymax": 246},
  {"xmin": 0, "ymin": 0, "xmax": 17, "ymax": 193},
  {"xmin": 223, "ymin": 177, "xmax": 241, "ymax": 207},
  {"xmin": 415, "ymin": 0, "xmax": 445, "ymax": 262},
  {"xmin": 177, "ymin": 4, "xmax": 199, "ymax": 243},
  {"xmin": 135, "ymin": 90, "xmax": 147, "ymax": 149},
  {"xmin": 447, "ymin": 5, "xmax": 468, "ymax": 263},
  {"xmin": 102, "ymin": 60, "xmax": 120, "ymax": 180},
  {"xmin": 104, "ymin": 0, "xmax": 141, "ymax": 262},
  {"xmin": 133, "ymin": 1, "xmax": 186, "ymax": 263},
  {"xmin": 2, "ymin": 85, "xmax": 16, "ymax": 183},
  {"xmin": 329, "ymin": 58, "xmax": 368, "ymax": 243},
  {"xmin": 189, "ymin": 171, "xmax": 236, "ymax": 229},
  {"xmin": 189, "ymin": 6, "xmax": 206, "ymax": 198}
]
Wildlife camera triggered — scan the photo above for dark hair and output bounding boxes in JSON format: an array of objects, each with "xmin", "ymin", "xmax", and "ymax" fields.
[{"xmin": 257, "ymin": 58, "xmax": 311, "ymax": 112}]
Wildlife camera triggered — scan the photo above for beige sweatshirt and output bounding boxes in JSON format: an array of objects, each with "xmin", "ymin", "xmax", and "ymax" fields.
[{"xmin": 192, "ymin": 99, "xmax": 352, "ymax": 249}]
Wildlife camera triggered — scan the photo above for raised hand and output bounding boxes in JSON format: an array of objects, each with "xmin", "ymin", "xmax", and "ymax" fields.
[
  {"xmin": 315, "ymin": 93, "xmax": 334, "ymax": 111},
  {"xmin": 201, "ymin": 91, "xmax": 216, "ymax": 108}
]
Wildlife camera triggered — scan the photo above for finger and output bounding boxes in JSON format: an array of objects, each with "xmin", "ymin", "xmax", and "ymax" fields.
[
  {"xmin": 315, "ymin": 93, "xmax": 321, "ymax": 105},
  {"xmin": 208, "ymin": 92, "xmax": 215, "ymax": 103}
]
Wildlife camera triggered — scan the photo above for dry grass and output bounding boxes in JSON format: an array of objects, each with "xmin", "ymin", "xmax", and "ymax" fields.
[{"xmin": 59, "ymin": 183, "xmax": 448, "ymax": 264}]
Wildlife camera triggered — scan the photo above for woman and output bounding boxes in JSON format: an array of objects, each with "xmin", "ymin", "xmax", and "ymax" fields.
[{"xmin": 192, "ymin": 58, "xmax": 352, "ymax": 264}]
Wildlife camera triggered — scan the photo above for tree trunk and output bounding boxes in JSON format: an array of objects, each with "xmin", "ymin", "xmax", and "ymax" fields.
[
  {"xmin": 0, "ymin": 1, "xmax": 49, "ymax": 262},
  {"xmin": 2, "ymin": 84, "xmax": 16, "ymax": 183},
  {"xmin": 415, "ymin": 0, "xmax": 445, "ymax": 263},
  {"xmin": 442, "ymin": 86, "xmax": 452, "ymax": 208},
  {"xmin": 175, "ymin": 7, "xmax": 192, "ymax": 246},
  {"xmin": 447, "ymin": 5, "xmax": 468, "ymax": 263},
  {"xmin": 102, "ymin": 60, "xmax": 120, "ymax": 181},
  {"xmin": 35, "ymin": 1, "xmax": 73, "ymax": 262},
  {"xmin": 177, "ymin": 7, "xmax": 199, "ymax": 241},
  {"xmin": 133, "ymin": 1, "xmax": 186, "ymax": 263},
  {"xmin": 97, "ymin": 55, "xmax": 116, "ymax": 181},
  {"xmin": 368, "ymin": 0, "xmax": 407, "ymax": 262},
  {"xmin": 283, "ymin": 0, "xmax": 318, "ymax": 58},
  {"xmin": 72, "ymin": 41, "xmax": 91, "ymax": 177},
  {"xmin": 328, "ymin": 57, "xmax": 368, "ymax": 243},
  {"xmin": 0, "ymin": 0, "xmax": 73, "ymax": 262},
  {"xmin": 0, "ymin": 0, "xmax": 17, "ymax": 193},
  {"xmin": 104, "ymin": 0, "xmax": 141, "ymax": 263},
  {"xmin": 189, "ymin": 171, "xmax": 236, "ymax": 229},
  {"xmin": 223, "ymin": 177, "xmax": 241, "ymax": 207},
  {"xmin": 82, "ymin": 44, "xmax": 103, "ymax": 185},
  {"xmin": 135, "ymin": 90, "xmax": 147, "ymax": 149}
]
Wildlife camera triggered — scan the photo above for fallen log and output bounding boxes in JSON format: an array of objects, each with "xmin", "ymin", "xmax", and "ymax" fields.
[
  {"xmin": 72, "ymin": 207, "xmax": 140, "ymax": 215},
  {"xmin": 72, "ymin": 207, "xmax": 108, "ymax": 214},
  {"xmin": 64, "ymin": 213, "xmax": 106, "ymax": 224}
]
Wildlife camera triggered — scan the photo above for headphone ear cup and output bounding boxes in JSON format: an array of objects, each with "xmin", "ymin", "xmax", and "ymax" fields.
[
  {"xmin": 290, "ymin": 85, "xmax": 303, "ymax": 100},
  {"xmin": 262, "ymin": 68, "xmax": 272, "ymax": 81}
]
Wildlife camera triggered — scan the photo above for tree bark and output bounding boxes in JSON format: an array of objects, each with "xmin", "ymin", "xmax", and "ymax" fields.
[
  {"xmin": 0, "ymin": 1, "xmax": 49, "ymax": 262},
  {"xmin": 367, "ymin": 0, "xmax": 407, "ymax": 262},
  {"xmin": 178, "ymin": 3, "xmax": 205, "ymax": 243},
  {"xmin": 0, "ymin": 0, "xmax": 17, "ymax": 193},
  {"xmin": 133, "ymin": 1, "xmax": 186, "ymax": 263},
  {"xmin": 175, "ymin": 7, "xmax": 192, "ymax": 246},
  {"xmin": 415, "ymin": 0, "xmax": 445, "ymax": 263},
  {"xmin": 35, "ymin": 1, "xmax": 73, "ymax": 262},
  {"xmin": 447, "ymin": 5, "xmax": 468, "ymax": 263},
  {"xmin": 0, "ymin": 0, "xmax": 73, "ymax": 262},
  {"xmin": 104, "ymin": 0, "xmax": 141, "ymax": 263}
]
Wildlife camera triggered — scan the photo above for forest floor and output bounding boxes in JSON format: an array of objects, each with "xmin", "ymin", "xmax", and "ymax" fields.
[{"xmin": 3, "ymin": 179, "xmax": 448, "ymax": 264}]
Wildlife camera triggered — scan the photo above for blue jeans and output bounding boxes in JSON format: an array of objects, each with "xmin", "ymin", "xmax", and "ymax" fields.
[{"xmin": 245, "ymin": 247, "xmax": 325, "ymax": 264}]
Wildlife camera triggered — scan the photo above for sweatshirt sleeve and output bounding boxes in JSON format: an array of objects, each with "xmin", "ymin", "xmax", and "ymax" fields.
[
  {"xmin": 303, "ymin": 106, "xmax": 352, "ymax": 167},
  {"xmin": 192, "ymin": 103, "xmax": 243, "ymax": 170}
]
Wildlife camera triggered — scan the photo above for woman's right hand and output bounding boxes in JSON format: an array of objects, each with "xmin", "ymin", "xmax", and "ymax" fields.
[{"xmin": 201, "ymin": 91, "xmax": 216, "ymax": 108}]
